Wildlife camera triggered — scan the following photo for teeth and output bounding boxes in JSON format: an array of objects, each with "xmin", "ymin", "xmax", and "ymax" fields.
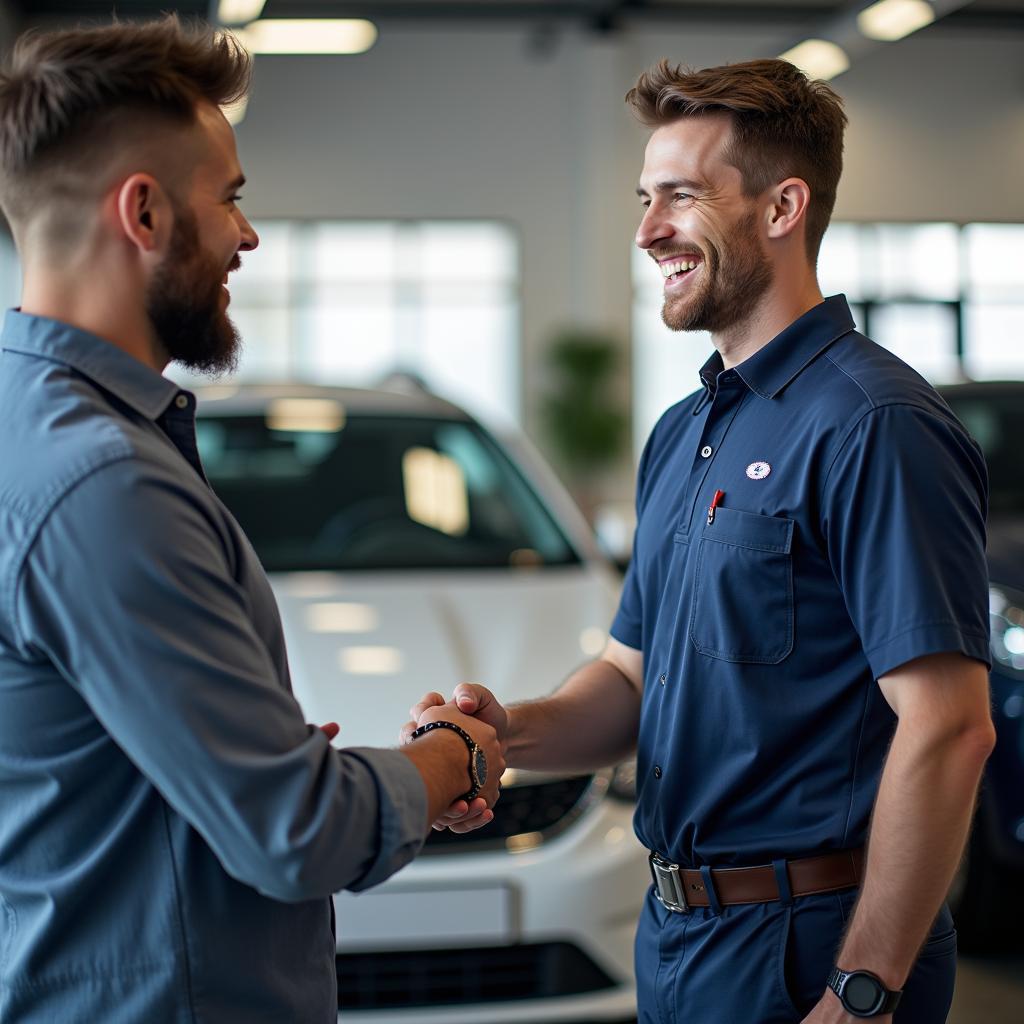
[{"xmin": 660, "ymin": 259, "xmax": 699, "ymax": 278}]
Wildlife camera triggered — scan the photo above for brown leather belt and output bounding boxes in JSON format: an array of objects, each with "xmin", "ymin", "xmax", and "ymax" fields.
[{"xmin": 649, "ymin": 848, "xmax": 864, "ymax": 913}]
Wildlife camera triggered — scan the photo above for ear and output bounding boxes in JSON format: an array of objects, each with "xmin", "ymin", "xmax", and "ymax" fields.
[
  {"xmin": 114, "ymin": 173, "xmax": 173, "ymax": 256},
  {"xmin": 765, "ymin": 177, "xmax": 811, "ymax": 243}
]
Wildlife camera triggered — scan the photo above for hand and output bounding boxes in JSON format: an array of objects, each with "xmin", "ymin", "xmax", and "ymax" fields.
[
  {"xmin": 400, "ymin": 694, "xmax": 489, "ymax": 832},
  {"xmin": 399, "ymin": 691, "xmax": 446, "ymax": 747},
  {"xmin": 400, "ymin": 686, "xmax": 510, "ymax": 832},
  {"xmin": 451, "ymin": 682, "xmax": 509, "ymax": 743},
  {"xmin": 400, "ymin": 694, "xmax": 506, "ymax": 831},
  {"xmin": 800, "ymin": 990, "xmax": 893, "ymax": 1024},
  {"xmin": 319, "ymin": 721, "xmax": 340, "ymax": 742},
  {"xmin": 399, "ymin": 684, "xmax": 509, "ymax": 747}
]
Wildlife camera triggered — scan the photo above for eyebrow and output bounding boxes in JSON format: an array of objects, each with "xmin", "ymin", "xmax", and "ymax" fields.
[
  {"xmin": 636, "ymin": 178, "xmax": 704, "ymax": 198},
  {"xmin": 224, "ymin": 174, "xmax": 246, "ymax": 194}
]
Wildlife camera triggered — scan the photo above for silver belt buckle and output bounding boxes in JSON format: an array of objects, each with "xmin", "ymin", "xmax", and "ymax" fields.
[{"xmin": 649, "ymin": 852, "xmax": 689, "ymax": 914}]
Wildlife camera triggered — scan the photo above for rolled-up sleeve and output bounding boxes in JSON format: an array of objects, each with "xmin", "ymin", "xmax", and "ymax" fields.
[{"xmin": 16, "ymin": 458, "xmax": 427, "ymax": 901}]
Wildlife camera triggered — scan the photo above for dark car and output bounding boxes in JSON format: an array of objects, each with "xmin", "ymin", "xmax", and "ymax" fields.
[{"xmin": 938, "ymin": 382, "xmax": 1024, "ymax": 950}]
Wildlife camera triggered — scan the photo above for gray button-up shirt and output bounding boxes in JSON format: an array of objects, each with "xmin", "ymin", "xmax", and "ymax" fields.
[{"xmin": 0, "ymin": 311, "xmax": 428, "ymax": 1023}]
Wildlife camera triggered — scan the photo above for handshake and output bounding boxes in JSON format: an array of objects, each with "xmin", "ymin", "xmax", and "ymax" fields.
[{"xmin": 399, "ymin": 683, "xmax": 510, "ymax": 835}]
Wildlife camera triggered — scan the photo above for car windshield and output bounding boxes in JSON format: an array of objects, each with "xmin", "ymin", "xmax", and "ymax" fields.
[
  {"xmin": 943, "ymin": 392, "xmax": 1024, "ymax": 518},
  {"xmin": 196, "ymin": 411, "xmax": 580, "ymax": 571}
]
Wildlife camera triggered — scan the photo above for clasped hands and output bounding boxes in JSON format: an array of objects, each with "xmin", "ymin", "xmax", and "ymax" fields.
[{"xmin": 399, "ymin": 683, "xmax": 509, "ymax": 834}]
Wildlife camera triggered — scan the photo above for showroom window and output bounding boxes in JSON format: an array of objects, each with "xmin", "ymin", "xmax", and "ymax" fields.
[
  {"xmin": 632, "ymin": 222, "xmax": 1024, "ymax": 457},
  {"xmin": 193, "ymin": 219, "xmax": 521, "ymax": 428}
]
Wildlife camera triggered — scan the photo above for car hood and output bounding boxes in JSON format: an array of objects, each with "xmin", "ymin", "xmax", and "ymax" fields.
[
  {"xmin": 988, "ymin": 516, "xmax": 1024, "ymax": 592},
  {"xmin": 270, "ymin": 566, "xmax": 621, "ymax": 749}
]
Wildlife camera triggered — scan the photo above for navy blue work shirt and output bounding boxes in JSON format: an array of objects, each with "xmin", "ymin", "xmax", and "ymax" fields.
[
  {"xmin": 0, "ymin": 311, "xmax": 427, "ymax": 1023},
  {"xmin": 611, "ymin": 295, "xmax": 990, "ymax": 868}
]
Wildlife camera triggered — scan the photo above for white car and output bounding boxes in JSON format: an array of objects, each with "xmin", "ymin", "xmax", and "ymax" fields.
[{"xmin": 194, "ymin": 383, "xmax": 649, "ymax": 1023}]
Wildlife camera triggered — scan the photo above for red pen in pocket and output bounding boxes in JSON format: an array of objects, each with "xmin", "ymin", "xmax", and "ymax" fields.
[{"xmin": 707, "ymin": 489, "xmax": 725, "ymax": 526}]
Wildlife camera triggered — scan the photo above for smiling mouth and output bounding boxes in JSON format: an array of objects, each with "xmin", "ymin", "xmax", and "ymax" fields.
[{"xmin": 659, "ymin": 256, "xmax": 702, "ymax": 286}]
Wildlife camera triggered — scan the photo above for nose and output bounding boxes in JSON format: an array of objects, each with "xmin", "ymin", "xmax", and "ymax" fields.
[
  {"xmin": 635, "ymin": 202, "xmax": 672, "ymax": 252},
  {"xmin": 238, "ymin": 212, "xmax": 259, "ymax": 252}
]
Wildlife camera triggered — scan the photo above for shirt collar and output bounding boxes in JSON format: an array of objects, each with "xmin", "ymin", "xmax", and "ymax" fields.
[
  {"xmin": 697, "ymin": 294, "xmax": 856, "ymax": 403},
  {"xmin": 1, "ymin": 309, "xmax": 181, "ymax": 421}
]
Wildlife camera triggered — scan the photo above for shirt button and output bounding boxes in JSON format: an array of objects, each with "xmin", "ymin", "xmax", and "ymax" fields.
[
  {"xmin": 659, "ymin": 674, "xmax": 666, "ymax": 686},
  {"xmin": 175, "ymin": 394, "xmax": 189, "ymax": 410},
  {"xmin": 653, "ymin": 766, "xmax": 663, "ymax": 779},
  {"xmin": 700, "ymin": 445, "xmax": 713, "ymax": 459}
]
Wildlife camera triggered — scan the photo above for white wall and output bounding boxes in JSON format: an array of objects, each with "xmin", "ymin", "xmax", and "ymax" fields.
[{"xmin": 230, "ymin": 19, "xmax": 1023, "ymax": 495}]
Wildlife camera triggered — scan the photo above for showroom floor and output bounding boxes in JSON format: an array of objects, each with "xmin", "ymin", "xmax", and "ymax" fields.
[{"xmin": 950, "ymin": 951, "xmax": 1024, "ymax": 1022}]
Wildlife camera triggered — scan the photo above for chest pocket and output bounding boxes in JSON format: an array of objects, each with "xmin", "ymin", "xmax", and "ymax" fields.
[{"xmin": 688, "ymin": 506, "xmax": 795, "ymax": 664}]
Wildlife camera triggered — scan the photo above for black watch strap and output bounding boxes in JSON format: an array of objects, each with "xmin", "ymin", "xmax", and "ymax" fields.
[
  {"xmin": 409, "ymin": 720, "xmax": 486, "ymax": 802},
  {"xmin": 827, "ymin": 967, "xmax": 902, "ymax": 1017}
]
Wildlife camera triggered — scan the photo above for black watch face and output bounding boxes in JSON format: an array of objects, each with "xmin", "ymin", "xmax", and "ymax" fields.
[
  {"xmin": 844, "ymin": 973, "xmax": 883, "ymax": 1014},
  {"xmin": 474, "ymin": 749, "xmax": 488, "ymax": 788}
]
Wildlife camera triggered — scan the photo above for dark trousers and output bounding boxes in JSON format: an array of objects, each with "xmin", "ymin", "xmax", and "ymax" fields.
[{"xmin": 635, "ymin": 886, "xmax": 957, "ymax": 1023}]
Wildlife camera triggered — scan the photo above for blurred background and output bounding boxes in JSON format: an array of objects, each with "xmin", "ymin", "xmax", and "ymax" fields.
[{"xmin": 2, "ymin": 3, "xmax": 1022, "ymax": 1023}]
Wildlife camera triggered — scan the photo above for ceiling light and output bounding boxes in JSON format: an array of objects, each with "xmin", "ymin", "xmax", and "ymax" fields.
[
  {"xmin": 217, "ymin": 0, "xmax": 266, "ymax": 25},
  {"xmin": 236, "ymin": 19, "xmax": 378, "ymax": 55},
  {"xmin": 778, "ymin": 39, "xmax": 850, "ymax": 81},
  {"xmin": 857, "ymin": 0, "xmax": 935, "ymax": 42}
]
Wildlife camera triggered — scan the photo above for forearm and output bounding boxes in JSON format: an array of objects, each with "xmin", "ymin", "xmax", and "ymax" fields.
[
  {"xmin": 838, "ymin": 720, "xmax": 994, "ymax": 988},
  {"xmin": 505, "ymin": 658, "xmax": 641, "ymax": 773}
]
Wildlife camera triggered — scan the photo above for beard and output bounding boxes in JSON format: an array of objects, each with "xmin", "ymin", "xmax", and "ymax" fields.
[
  {"xmin": 146, "ymin": 205, "xmax": 242, "ymax": 377},
  {"xmin": 661, "ymin": 210, "xmax": 774, "ymax": 334}
]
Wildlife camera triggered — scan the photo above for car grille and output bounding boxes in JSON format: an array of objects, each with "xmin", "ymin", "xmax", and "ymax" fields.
[
  {"xmin": 336, "ymin": 941, "xmax": 616, "ymax": 1010},
  {"xmin": 421, "ymin": 773, "xmax": 599, "ymax": 853}
]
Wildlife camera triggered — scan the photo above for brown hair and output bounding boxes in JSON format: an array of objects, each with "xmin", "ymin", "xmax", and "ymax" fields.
[
  {"xmin": 0, "ymin": 15, "xmax": 251, "ymax": 241},
  {"xmin": 625, "ymin": 59, "xmax": 847, "ymax": 262}
]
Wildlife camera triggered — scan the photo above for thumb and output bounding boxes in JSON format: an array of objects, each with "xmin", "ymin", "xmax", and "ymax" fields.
[{"xmin": 453, "ymin": 684, "xmax": 482, "ymax": 714}]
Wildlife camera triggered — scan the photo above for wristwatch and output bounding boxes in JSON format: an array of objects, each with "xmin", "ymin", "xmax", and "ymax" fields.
[
  {"xmin": 827, "ymin": 967, "xmax": 902, "ymax": 1017},
  {"xmin": 409, "ymin": 720, "xmax": 488, "ymax": 802}
]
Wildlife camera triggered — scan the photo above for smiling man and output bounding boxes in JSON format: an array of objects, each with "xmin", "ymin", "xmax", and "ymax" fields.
[
  {"xmin": 0, "ymin": 17, "xmax": 504, "ymax": 1024},
  {"xmin": 411, "ymin": 59, "xmax": 995, "ymax": 1023}
]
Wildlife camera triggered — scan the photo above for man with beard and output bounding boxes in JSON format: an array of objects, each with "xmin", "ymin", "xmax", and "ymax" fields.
[
  {"xmin": 407, "ymin": 60, "xmax": 994, "ymax": 1023},
  {"xmin": 0, "ymin": 17, "xmax": 504, "ymax": 1024}
]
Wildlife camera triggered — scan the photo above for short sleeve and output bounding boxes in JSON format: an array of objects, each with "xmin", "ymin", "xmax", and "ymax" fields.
[{"xmin": 821, "ymin": 403, "xmax": 991, "ymax": 679}]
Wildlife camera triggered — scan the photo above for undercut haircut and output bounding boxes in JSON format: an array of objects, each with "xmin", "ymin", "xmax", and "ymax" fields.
[
  {"xmin": 0, "ymin": 15, "xmax": 251, "ymax": 245},
  {"xmin": 625, "ymin": 59, "xmax": 847, "ymax": 262}
]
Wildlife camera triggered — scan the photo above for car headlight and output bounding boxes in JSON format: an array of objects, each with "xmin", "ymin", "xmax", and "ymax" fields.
[
  {"xmin": 989, "ymin": 585, "xmax": 1024, "ymax": 675},
  {"xmin": 608, "ymin": 758, "xmax": 637, "ymax": 802}
]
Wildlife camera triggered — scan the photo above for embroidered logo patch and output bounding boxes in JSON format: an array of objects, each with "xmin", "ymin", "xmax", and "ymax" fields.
[{"xmin": 746, "ymin": 461, "xmax": 771, "ymax": 481}]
